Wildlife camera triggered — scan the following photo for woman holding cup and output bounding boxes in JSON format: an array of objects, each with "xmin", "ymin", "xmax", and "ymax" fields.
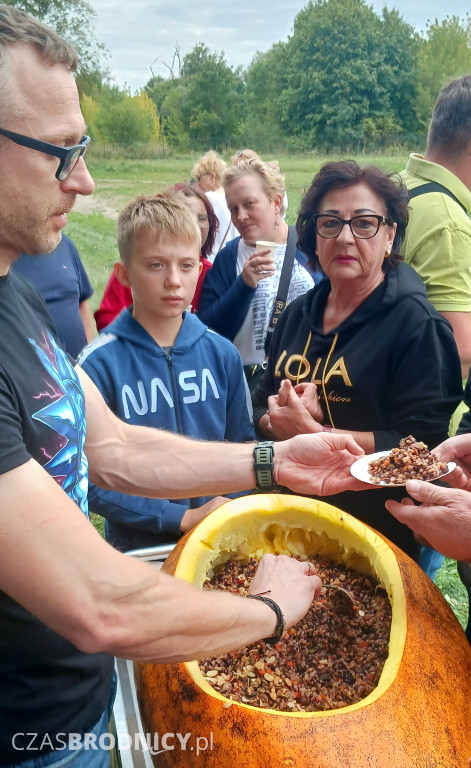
[{"xmin": 198, "ymin": 158, "xmax": 321, "ymax": 390}]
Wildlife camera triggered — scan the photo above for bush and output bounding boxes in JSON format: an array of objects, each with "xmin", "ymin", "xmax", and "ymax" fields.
[{"xmin": 96, "ymin": 92, "xmax": 160, "ymax": 146}]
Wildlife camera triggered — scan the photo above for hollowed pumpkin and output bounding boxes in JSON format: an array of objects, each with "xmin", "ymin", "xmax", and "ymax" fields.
[{"xmin": 135, "ymin": 494, "xmax": 471, "ymax": 767}]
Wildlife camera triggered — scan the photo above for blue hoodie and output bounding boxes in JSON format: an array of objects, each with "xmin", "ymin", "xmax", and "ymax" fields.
[{"xmin": 78, "ymin": 308, "xmax": 254, "ymax": 551}]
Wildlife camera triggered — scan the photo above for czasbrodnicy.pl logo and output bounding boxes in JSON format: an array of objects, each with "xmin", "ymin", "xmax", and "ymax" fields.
[{"xmin": 12, "ymin": 732, "xmax": 214, "ymax": 757}]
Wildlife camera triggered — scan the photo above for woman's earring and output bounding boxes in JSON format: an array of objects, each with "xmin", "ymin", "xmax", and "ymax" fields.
[
  {"xmin": 274, "ymin": 214, "xmax": 279, "ymax": 229},
  {"xmin": 384, "ymin": 247, "xmax": 391, "ymax": 259}
]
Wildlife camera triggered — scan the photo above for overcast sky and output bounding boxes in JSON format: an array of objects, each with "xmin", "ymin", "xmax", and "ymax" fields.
[{"xmin": 89, "ymin": 0, "xmax": 470, "ymax": 92}]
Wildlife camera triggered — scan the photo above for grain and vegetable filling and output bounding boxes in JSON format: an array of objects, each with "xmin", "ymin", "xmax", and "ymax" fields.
[
  {"xmin": 368, "ymin": 435, "xmax": 447, "ymax": 484},
  {"xmin": 200, "ymin": 554, "xmax": 392, "ymax": 712}
]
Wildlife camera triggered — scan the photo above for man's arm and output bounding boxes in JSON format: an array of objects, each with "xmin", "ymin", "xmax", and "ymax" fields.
[
  {"xmin": 79, "ymin": 299, "xmax": 95, "ymax": 344},
  {"xmin": 78, "ymin": 368, "xmax": 365, "ymax": 499},
  {"xmin": 0, "ymin": 459, "xmax": 320, "ymax": 662},
  {"xmin": 440, "ymin": 311, "xmax": 471, "ymax": 379}
]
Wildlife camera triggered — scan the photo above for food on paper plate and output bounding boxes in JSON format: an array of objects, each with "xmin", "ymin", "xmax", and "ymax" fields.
[{"xmin": 368, "ymin": 435, "xmax": 447, "ymax": 485}]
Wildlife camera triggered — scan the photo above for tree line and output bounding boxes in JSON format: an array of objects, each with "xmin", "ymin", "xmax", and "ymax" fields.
[{"xmin": 7, "ymin": 0, "xmax": 471, "ymax": 153}]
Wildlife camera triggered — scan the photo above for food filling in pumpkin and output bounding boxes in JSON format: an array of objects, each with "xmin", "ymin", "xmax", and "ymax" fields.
[{"xmin": 200, "ymin": 554, "xmax": 392, "ymax": 712}]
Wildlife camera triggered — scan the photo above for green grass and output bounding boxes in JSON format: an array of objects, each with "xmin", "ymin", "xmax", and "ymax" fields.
[
  {"xmin": 435, "ymin": 558, "xmax": 469, "ymax": 630},
  {"xmin": 90, "ymin": 512, "xmax": 106, "ymax": 539},
  {"xmin": 78, "ymin": 151, "xmax": 468, "ymax": 630},
  {"xmin": 81, "ymin": 151, "xmax": 410, "ymax": 227},
  {"xmin": 67, "ymin": 152, "xmax": 411, "ymax": 314},
  {"xmin": 65, "ymin": 212, "xmax": 118, "ymax": 315}
]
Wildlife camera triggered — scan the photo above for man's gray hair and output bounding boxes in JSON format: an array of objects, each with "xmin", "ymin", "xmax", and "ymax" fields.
[{"xmin": 0, "ymin": 4, "xmax": 78, "ymax": 125}]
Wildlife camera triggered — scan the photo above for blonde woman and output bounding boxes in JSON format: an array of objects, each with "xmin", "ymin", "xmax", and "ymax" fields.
[
  {"xmin": 191, "ymin": 150, "xmax": 237, "ymax": 259},
  {"xmin": 231, "ymin": 149, "xmax": 289, "ymax": 216},
  {"xmin": 198, "ymin": 159, "xmax": 320, "ymax": 388}
]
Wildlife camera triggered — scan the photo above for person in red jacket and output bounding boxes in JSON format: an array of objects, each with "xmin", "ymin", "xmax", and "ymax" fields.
[{"xmin": 94, "ymin": 184, "xmax": 218, "ymax": 330}]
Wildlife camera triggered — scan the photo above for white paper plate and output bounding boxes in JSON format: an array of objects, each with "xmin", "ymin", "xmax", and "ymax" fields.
[{"xmin": 350, "ymin": 450, "xmax": 456, "ymax": 487}]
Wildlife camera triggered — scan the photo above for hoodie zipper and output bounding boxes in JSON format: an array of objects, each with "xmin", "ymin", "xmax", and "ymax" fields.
[
  {"xmin": 296, "ymin": 330, "xmax": 338, "ymax": 429},
  {"xmin": 164, "ymin": 351, "xmax": 183, "ymax": 434},
  {"xmin": 164, "ymin": 349, "xmax": 197, "ymax": 510}
]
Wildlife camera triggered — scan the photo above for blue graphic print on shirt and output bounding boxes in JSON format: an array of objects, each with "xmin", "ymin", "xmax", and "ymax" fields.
[{"xmin": 29, "ymin": 331, "xmax": 89, "ymax": 517}]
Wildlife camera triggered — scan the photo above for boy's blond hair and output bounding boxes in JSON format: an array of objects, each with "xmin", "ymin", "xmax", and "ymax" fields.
[
  {"xmin": 223, "ymin": 158, "xmax": 286, "ymax": 215},
  {"xmin": 191, "ymin": 150, "xmax": 227, "ymax": 186},
  {"xmin": 117, "ymin": 191, "xmax": 201, "ymax": 265}
]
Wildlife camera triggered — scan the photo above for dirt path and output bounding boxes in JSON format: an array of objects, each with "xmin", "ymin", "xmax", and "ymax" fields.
[{"xmin": 73, "ymin": 194, "xmax": 119, "ymax": 219}]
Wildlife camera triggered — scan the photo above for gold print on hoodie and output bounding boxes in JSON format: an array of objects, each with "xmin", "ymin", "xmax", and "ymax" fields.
[{"xmin": 274, "ymin": 350, "xmax": 352, "ymax": 388}]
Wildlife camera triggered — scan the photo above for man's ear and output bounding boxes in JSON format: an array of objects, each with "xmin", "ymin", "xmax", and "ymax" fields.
[
  {"xmin": 198, "ymin": 261, "xmax": 203, "ymax": 276},
  {"xmin": 114, "ymin": 260, "xmax": 131, "ymax": 288}
]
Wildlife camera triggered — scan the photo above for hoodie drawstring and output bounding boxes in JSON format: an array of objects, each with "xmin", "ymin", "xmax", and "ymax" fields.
[
  {"xmin": 321, "ymin": 333, "xmax": 338, "ymax": 429},
  {"xmin": 296, "ymin": 330, "xmax": 338, "ymax": 430}
]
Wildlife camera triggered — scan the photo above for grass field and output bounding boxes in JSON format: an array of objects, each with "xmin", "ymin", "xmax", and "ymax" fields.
[
  {"xmin": 65, "ymin": 151, "xmax": 411, "ymax": 314},
  {"xmin": 68, "ymin": 150, "xmax": 468, "ymax": 630}
]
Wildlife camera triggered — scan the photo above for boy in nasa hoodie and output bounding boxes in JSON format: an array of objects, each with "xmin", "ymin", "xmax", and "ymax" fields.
[{"xmin": 79, "ymin": 191, "xmax": 254, "ymax": 551}]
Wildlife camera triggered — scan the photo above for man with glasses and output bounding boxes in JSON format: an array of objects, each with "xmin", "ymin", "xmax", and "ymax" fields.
[
  {"xmin": 0, "ymin": 128, "xmax": 90, "ymax": 179},
  {"xmin": 0, "ymin": 7, "xmax": 364, "ymax": 767}
]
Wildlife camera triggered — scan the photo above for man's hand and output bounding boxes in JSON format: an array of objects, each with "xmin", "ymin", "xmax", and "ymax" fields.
[
  {"xmin": 385, "ymin": 480, "xmax": 471, "ymax": 560},
  {"xmin": 249, "ymin": 554, "xmax": 322, "ymax": 630},
  {"xmin": 275, "ymin": 433, "xmax": 365, "ymax": 496},
  {"xmin": 180, "ymin": 497, "xmax": 229, "ymax": 534},
  {"xmin": 267, "ymin": 379, "xmax": 322, "ymax": 439},
  {"xmin": 432, "ymin": 434, "xmax": 471, "ymax": 490}
]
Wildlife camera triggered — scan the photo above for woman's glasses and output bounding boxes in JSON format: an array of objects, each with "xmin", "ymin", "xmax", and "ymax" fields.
[
  {"xmin": 312, "ymin": 214, "xmax": 392, "ymax": 239},
  {"xmin": 0, "ymin": 128, "xmax": 90, "ymax": 180}
]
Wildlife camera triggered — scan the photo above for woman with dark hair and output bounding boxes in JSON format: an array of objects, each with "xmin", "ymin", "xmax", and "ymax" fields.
[
  {"xmin": 252, "ymin": 160, "xmax": 463, "ymax": 558},
  {"xmin": 94, "ymin": 184, "xmax": 218, "ymax": 330},
  {"xmin": 171, "ymin": 183, "xmax": 217, "ymax": 312}
]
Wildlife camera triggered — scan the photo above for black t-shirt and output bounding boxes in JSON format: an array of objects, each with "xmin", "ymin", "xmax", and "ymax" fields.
[{"xmin": 0, "ymin": 270, "xmax": 113, "ymax": 764}]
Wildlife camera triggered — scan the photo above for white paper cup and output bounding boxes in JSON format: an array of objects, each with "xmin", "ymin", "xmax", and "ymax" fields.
[{"xmin": 255, "ymin": 240, "xmax": 279, "ymax": 259}]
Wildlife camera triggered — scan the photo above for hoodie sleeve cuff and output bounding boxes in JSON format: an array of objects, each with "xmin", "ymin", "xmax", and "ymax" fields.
[{"xmin": 161, "ymin": 503, "xmax": 187, "ymax": 539}]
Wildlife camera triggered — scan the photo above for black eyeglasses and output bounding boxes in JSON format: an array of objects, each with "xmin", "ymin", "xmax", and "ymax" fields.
[
  {"xmin": 312, "ymin": 214, "xmax": 392, "ymax": 240},
  {"xmin": 0, "ymin": 128, "xmax": 90, "ymax": 180}
]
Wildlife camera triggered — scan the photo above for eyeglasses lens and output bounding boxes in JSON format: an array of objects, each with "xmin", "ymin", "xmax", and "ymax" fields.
[
  {"xmin": 316, "ymin": 216, "xmax": 381, "ymax": 239},
  {"xmin": 58, "ymin": 145, "xmax": 87, "ymax": 181}
]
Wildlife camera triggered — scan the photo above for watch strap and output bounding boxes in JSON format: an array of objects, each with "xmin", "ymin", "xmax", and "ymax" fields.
[
  {"xmin": 253, "ymin": 440, "xmax": 279, "ymax": 492},
  {"xmin": 246, "ymin": 594, "xmax": 285, "ymax": 645}
]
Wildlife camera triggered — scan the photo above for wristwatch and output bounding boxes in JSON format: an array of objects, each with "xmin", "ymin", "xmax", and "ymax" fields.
[{"xmin": 253, "ymin": 441, "xmax": 279, "ymax": 492}]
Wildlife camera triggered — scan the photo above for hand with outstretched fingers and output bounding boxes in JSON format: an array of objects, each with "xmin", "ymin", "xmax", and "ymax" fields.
[{"xmin": 275, "ymin": 432, "xmax": 366, "ymax": 496}]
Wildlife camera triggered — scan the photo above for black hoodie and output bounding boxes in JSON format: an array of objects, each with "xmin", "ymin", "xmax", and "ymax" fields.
[{"xmin": 253, "ymin": 263, "xmax": 462, "ymax": 557}]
